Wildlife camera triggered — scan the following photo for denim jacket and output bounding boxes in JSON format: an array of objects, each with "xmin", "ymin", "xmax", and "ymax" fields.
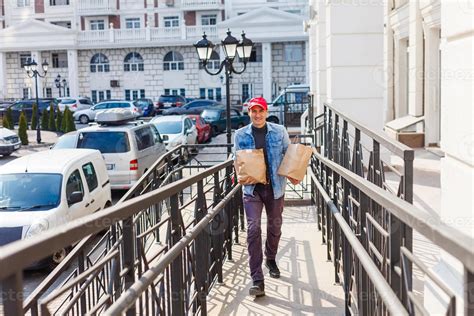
[{"xmin": 233, "ymin": 122, "xmax": 290, "ymax": 199}]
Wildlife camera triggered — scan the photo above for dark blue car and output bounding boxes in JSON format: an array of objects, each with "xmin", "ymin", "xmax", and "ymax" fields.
[{"xmin": 201, "ymin": 107, "xmax": 250, "ymax": 136}]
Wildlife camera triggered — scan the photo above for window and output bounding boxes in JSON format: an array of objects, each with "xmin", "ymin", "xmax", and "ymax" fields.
[
  {"xmin": 125, "ymin": 89, "xmax": 145, "ymax": 101},
  {"xmin": 78, "ymin": 132, "xmax": 130, "ymax": 153},
  {"xmin": 51, "ymin": 21, "xmax": 71, "ymax": 28},
  {"xmin": 199, "ymin": 51, "xmax": 220, "ymax": 70},
  {"xmin": 135, "ymin": 127, "xmax": 154, "ymax": 151},
  {"xmin": 17, "ymin": 0, "xmax": 30, "ymax": 7},
  {"xmin": 22, "ymin": 88, "xmax": 31, "ymax": 99},
  {"xmin": 50, "ymin": 0, "xmax": 69, "ymax": 5},
  {"xmin": 164, "ymin": 16, "xmax": 179, "ymax": 27},
  {"xmin": 216, "ymin": 88, "xmax": 222, "ymax": 101},
  {"xmin": 150, "ymin": 125, "xmax": 162, "ymax": 143},
  {"xmin": 45, "ymin": 88, "xmax": 52, "ymax": 98},
  {"xmin": 199, "ymin": 88, "xmax": 221, "ymax": 101},
  {"xmin": 207, "ymin": 89, "xmax": 214, "ymax": 100},
  {"xmin": 91, "ymin": 90, "xmax": 111, "ymax": 103},
  {"xmin": 90, "ymin": 53, "xmax": 110, "ymax": 72},
  {"xmin": 82, "ymin": 163, "xmax": 98, "ymax": 192},
  {"xmin": 163, "ymin": 88, "xmax": 185, "ymax": 96},
  {"xmin": 284, "ymin": 44, "xmax": 303, "ymax": 62},
  {"xmin": 241, "ymin": 83, "xmax": 253, "ymax": 102},
  {"xmin": 199, "ymin": 88, "xmax": 205, "ymax": 99},
  {"xmin": 201, "ymin": 14, "xmax": 217, "ymax": 25},
  {"xmin": 163, "ymin": 51, "xmax": 184, "ymax": 71},
  {"xmin": 125, "ymin": 18, "xmax": 141, "ymax": 29},
  {"xmin": 66, "ymin": 170, "xmax": 84, "ymax": 199},
  {"xmin": 90, "ymin": 20, "xmax": 105, "ymax": 30},
  {"xmin": 20, "ymin": 53, "xmax": 31, "ymax": 68},
  {"xmin": 52, "ymin": 52, "xmax": 68, "ymax": 68},
  {"xmin": 124, "ymin": 52, "xmax": 144, "ymax": 72}
]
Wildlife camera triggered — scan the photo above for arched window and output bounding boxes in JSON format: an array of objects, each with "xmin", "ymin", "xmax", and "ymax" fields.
[
  {"xmin": 124, "ymin": 52, "xmax": 144, "ymax": 72},
  {"xmin": 199, "ymin": 51, "xmax": 220, "ymax": 70},
  {"xmin": 163, "ymin": 51, "xmax": 184, "ymax": 71},
  {"xmin": 90, "ymin": 53, "xmax": 110, "ymax": 73}
]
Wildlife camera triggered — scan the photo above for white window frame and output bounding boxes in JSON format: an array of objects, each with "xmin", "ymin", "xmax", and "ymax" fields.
[
  {"xmin": 284, "ymin": 43, "xmax": 303, "ymax": 62},
  {"xmin": 90, "ymin": 20, "xmax": 105, "ymax": 30},
  {"xmin": 51, "ymin": 52, "xmax": 68, "ymax": 68},
  {"xmin": 124, "ymin": 52, "xmax": 144, "ymax": 72},
  {"xmin": 163, "ymin": 16, "xmax": 179, "ymax": 28},
  {"xmin": 163, "ymin": 51, "xmax": 184, "ymax": 71},
  {"xmin": 19, "ymin": 53, "xmax": 31, "ymax": 68},
  {"xmin": 125, "ymin": 89, "xmax": 145, "ymax": 101},
  {"xmin": 125, "ymin": 17, "xmax": 141, "ymax": 29},
  {"xmin": 17, "ymin": 0, "xmax": 30, "ymax": 7},
  {"xmin": 201, "ymin": 14, "xmax": 217, "ymax": 26}
]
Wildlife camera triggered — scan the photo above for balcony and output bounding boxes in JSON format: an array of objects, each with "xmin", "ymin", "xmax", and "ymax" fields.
[
  {"xmin": 77, "ymin": 0, "xmax": 117, "ymax": 15},
  {"xmin": 76, "ymin": 26, "xmax": 218, "ymax": 48},
  {"xmin": 181, "ymin": 0, "xmax": 222, "ymax": 10}
]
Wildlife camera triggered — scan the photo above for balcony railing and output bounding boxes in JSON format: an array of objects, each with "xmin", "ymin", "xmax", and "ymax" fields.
[
  {"xmin": 77, "ymin": 0, "xmax": 117, "ymax": 15},
  {"xmin": 181, "ymin": 0, "xmax": 221, "ymax": 10},
  {"xmin": 76, "ymin": 26, "xmax": 218, "ymax": 47}
]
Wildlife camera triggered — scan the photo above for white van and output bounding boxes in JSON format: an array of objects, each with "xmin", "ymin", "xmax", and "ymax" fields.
[
  {"xmin": 71, "ymin": 110, "xmax": 167, "ymax": 190},
  {"xmin": 266, "ymin": 84, "xmax": 310, "ymax": 126},
  {"xmin": 0, "ymin": 149, "xmax": 112, "ymax": 267}
]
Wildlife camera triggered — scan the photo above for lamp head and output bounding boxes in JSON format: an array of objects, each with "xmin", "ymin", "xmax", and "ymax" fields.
[
  {"xmin": 194, "ymin": 33, "xmax": 215, "ymax": 63},
  {"xmin": 236, "ymin": 31, "xmax": 254, "ymax": 62},
  {"xmin": 222, "ymin": 29, "xmax": 239, "ymax": 60},
  {"xmin": 41, "ymin": 60, "xmax": 49, "ymax": 73}
]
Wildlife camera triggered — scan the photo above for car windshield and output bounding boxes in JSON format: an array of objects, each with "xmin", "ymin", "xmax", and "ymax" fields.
[
  {"xmin": 77, "ymin": 132, "xmax": 130, "ymax": 153},
  {"xmin": 61, "ymin": 99, "xmax": 76, "ymax": 104},
  {"xmin": 153, "ymin": 121, "xmax": 182, "ymax": 134},
  {"xmin": 0, "ymin": 173, "xmax": 62, "ymax": 211},
  {"xmin": 52, "ymin": 133, "xmax": 76, "ymax": 149},
  {"xmin": 201, "ymin": 110, "xmax": 220, "ymax": 120},
  {"xmin": 135, "ymin": 101, "xmax": 149, "ymax": 108}
]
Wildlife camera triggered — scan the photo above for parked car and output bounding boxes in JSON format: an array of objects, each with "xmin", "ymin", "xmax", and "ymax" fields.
[
  {"xmin": 201, "ymin": 107, "xmax": 250, "ymax": 135},
  {"xmin": 188, "ymin": 114, "xmax": 211, "ymax": 143},
  {"xmin": 58, "ymin": 97, "xmax": 94, "ymax": 112},
  {"xmin": 0, "ymin": 149, "xmax": 112, "ymax": 268},
  {"xmin": 155, "ymin": 95, "xmax": 187, "ymax": 114},
  {"xmin": 1, "ymin": 99, "xmax": 58, "ymax": 124},
  {"xmin": 266, "ymin": 84, "xmax": 310, "ymax": 124},
  {"xmin": 162, "ymin": 100, "xmax": 222, "ymax": 116},
  {"xmin": 73, "ymin": 100, "xmax": 141, "ymax": 124},
  {"xmin": 151, "ymin": 115, "xmax": 198, "ymax": 152},
  {"xmin": 135, "ymin": 98, "xmax": 155, "ymax": 117},
  {"xmin": 50, "ymin": 131, "xmax": 77, "ymax": 150},
  {"xmin": 0, "ymin": 127, "xmax": 21, "ymax": 156},
  {"xmin": 67, "ymin": 109, "xmax": 166, "ymax": 190}
]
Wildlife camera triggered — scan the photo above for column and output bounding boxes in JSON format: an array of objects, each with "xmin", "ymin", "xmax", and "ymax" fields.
[
  {"xmin": 0, "ymin": 52, "xmax": 7, "ymax": 99},
  {"xmin": 262, "ymin": 42, "xmax": 272, "ymax": 101},
  {"xmin": 394, "ymin": 37, "xmax": 408, "ymax": 118},
  {"xmin": 383, "ymin": 0, "xmax": 394, "ymax": 122},
  {"xmin": 31, "ymin": 51, "xmax": 43, "ymax": 98},
  {"xmin": 325, "ymin": 0, "xmax": 384, "ymax": 131},
  {"xmin": 408, "ymin": 0, "xmax": 423, "ymax": 116},
  {"xmin": 314, "ymin": 0, "xmax": 326, "ymax": 114},
  {"xmin": 423, "ymin": 26, "xmax": 440, "ymax": 146},
  {"xmin": 67, "ymin": 49, "xmax": 79, "ymax": 97}
]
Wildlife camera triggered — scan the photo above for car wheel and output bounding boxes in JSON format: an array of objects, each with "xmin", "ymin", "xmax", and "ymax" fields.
[
  {"xmin": 267, "ymin": 116, "xmax": 279, "ymax": 124},
  {"xmin": 79, "ymin": 115, "xmax": 89, "ymax": 124},
  {"xmin": 212, "ymin": 126, "xmax": 219, "ymax": 136}
]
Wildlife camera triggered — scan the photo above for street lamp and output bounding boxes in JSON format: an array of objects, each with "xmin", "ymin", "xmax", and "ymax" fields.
[
  {"xmin": 194, "ymin": 30, "xmax": 253, "ymax": 155},
  {"xmin": 25, "ymin": 58, "xmax": 48, "ymax": 144},
  {"xmin": 54, "ymin": 74, "xmax": 67, "ymax": 98}
]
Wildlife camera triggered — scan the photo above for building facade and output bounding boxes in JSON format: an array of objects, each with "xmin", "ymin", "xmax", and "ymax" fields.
[
  {"xmin": 0, "ymin": 0, "xmax": 308, "ymax": 105},
  {"xmin": 307, "ymin": 0, "xmax": 473, "ymax": 314}
]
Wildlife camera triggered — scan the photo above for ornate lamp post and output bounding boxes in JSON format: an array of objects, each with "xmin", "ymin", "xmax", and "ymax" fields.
[
  {"xmin": 194, "ymin": 30, "xmax": 253, "ymax": 155},
  {"xmin": 25, "ymin": 59, "xmax": 48, "ymax": 144},
  {"xmin": 54, "ymin": 74, "xmax": 67, "ymax": 98}
]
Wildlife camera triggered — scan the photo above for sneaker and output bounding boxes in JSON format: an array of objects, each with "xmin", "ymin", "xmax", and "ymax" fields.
[
  {"xmin": 249, "ymin": 280, "xmax": 265, "ymax": 297},
  {"xmin": 265, "ymin": 259, "xmax": 280, "ymax": 278}
]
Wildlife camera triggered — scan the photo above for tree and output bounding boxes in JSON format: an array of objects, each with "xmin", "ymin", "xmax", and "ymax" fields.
[
  {"xmin": 2, "ymin": 114, "xmax": 11, "ymax": 130},
  {"xmin": 31, "ymin": 103, "xmax": 38, "ymax": 130},
  {"xmin": 56, "ymin": 109, "xmax": 63, "ymax": 133},
  {"xmin": 18, "ymin": 111, "xmax": 28, "ymax": 145},
  {"xmin": 61, "ymin": 108, "xmax": 68, "ymax": 132},
  {"xmin": 5, "ymin": 107, "xmax": 13, "ymax": 129},
  {"xmin": 41, "ymin": 108, "xmax": 49, "ymax": 131},
  {"xmin": 64, "ymin": 108, "xmax": 76, "ymax": 133},
  {"xmin": 48, "ymin": 104, "xmax": 56, "ymax": 132}
]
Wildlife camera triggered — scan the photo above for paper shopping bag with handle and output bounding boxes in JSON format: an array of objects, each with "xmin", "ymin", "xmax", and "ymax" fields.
[
  {"xmin": 277, "ymin": 143, "xmax": 313, "ymax": 181},
  {"xmin": 234, "ymin": 149, "xmax": 267, "ymax": 185}
]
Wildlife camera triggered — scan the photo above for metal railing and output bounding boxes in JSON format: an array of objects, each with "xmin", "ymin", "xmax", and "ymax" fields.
[{"xmin": 0, "ymin": 145, "xmax": 242, "ymax": 315}]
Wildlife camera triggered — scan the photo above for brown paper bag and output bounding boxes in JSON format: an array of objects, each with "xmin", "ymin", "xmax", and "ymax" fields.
[
  {"xmin": 234, "ymin": 149, "xmax": 267, "ymax": 185},
  {"xmin": 277, "ymin": 143, "xmax": 312, "ymax": 181}
]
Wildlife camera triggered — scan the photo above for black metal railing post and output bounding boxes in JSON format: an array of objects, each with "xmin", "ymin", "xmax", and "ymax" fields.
[
  {"xmin": 169, "ymin": 193, "xmax": 185, "ymax": 315},
  {"xmin": 122, "ymin": 217, "xmax": 136, "ymax": 316},
  {"xmin": 2, "ymin": 272, "xmax": 23, "ymax": 316},
  {"xmin": 194, "ymin": 180, "xmax": 209, "ymax": 315},
  {"xmin": 212, "ymin": 172, "xmax": 224, "ymax": 283}
]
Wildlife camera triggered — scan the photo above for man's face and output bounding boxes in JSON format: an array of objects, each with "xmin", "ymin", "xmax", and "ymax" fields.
[{"xmin": 249, "ymin": 106, "xmax": 267, "ymax": 128}]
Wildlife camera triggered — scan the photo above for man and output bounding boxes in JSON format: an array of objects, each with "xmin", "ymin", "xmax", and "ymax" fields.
[{"xmin": 234, "ymin": 97, "xmax": 299, "ymax": 297}]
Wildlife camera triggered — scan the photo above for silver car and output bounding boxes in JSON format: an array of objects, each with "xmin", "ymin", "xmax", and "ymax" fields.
[{"xmin": 73, "ymin": 100, "xmax": 141, "ymax": 124}]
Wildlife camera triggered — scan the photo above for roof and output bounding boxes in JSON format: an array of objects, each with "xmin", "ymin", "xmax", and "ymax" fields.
[
  {"xmin": 152, "ymin": 115, "xmax": 186, "ymax": 122},
  {"xmin": 0, "ymin": 149, "xmax": 100, "ymax": 174},
  {"xmin": 80, "ymin": 121, "xmax": 148, "ymax": 132}
]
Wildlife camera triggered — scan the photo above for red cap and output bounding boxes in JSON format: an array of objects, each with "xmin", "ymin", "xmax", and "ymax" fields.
[{"xmin": 247, "ymin": 97, "xmax": 268, "ymax": 111}]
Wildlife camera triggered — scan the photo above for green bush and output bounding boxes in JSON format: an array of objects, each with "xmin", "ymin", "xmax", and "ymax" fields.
[
  {"xmin": 18, "ymin": 111, "xmax": 28, "ymax": 145},
  {"xmin": 5, "ymin": 107, "xmax": 13, "ymax": 129},
  {"xmin": 56, "ymin": 109, "xmax": 63, "ymax": 133},
  {"xmin": 64, "ymin": 108, "xmax": 76, "ymax": 133},
  {"xmin": 61, "ymin": 108, "xmax": 68, "ymax": 132},
  {"xmin": 2, "ymin": 115, "xmax": 11, "ymax": 129},
  {"xmin": 31, "ymin": 103, "xmax": 38, "ymax": 130},
  {"xmin": 48, "ymin": 104, "xmax": 56, "ymax": 132},
  {"xmin": 41, "ymin": 109, "xmax": 49, "ymax": 131}
]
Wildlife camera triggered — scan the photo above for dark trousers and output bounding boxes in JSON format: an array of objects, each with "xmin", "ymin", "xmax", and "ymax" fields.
[{"xmin": 243, "ymin": 185, "xmax": 284, "ymax": 282}]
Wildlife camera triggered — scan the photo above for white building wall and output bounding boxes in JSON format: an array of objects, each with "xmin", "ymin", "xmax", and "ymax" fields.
[{"xmin": 325, "ymin": 0, "xmax": 385, "ymax": 131}]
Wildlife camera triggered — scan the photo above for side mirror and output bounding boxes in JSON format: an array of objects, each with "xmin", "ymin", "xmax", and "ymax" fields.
[
  {"xmin": 68, "ymin": 191, "xmax": 83, "ymax": 206},
  {"xmin": 162, "ymin": 135, "xmax": 169, "ymax": 141}
]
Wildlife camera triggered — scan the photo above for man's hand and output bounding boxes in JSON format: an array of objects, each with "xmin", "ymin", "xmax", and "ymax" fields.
[{"xmin": 288, "ymin": 177, "xmax": 300, "ymax": 185}]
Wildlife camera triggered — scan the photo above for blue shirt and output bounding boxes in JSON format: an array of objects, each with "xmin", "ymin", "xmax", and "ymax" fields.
[{"xmin": 233, "ymin": 122, "xmax": 290, "ymax": 199}]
